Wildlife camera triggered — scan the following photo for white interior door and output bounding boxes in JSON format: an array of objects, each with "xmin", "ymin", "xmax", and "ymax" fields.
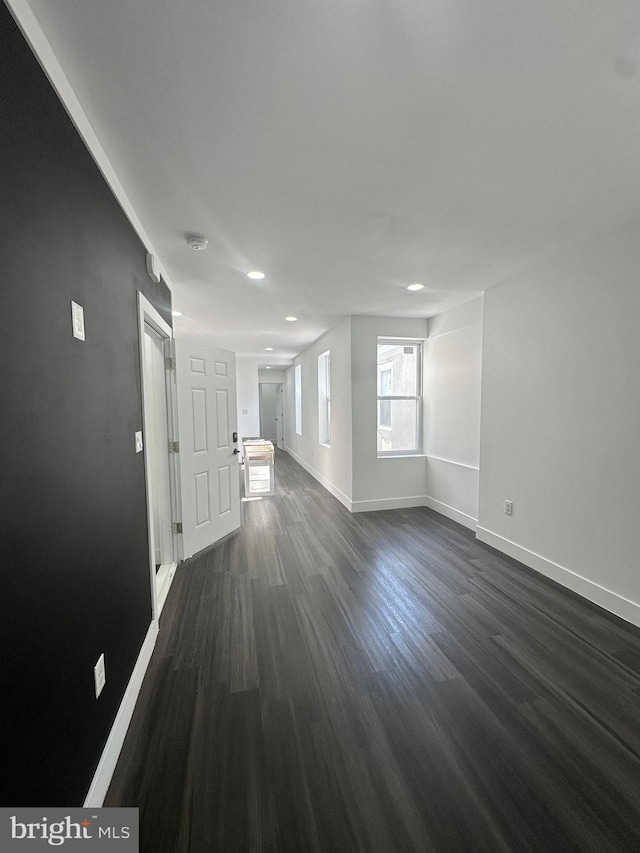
[
  {"xmin": 259, "ymin": 383, "xmax": 279, "ymax": 443},
  {"xmin": 176, "ymin": 340, "xmax": 241, "ymax": 557}
]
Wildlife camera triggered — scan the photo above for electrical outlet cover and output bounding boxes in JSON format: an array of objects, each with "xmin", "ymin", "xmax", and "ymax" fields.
[{"xmin": 71, "ymin": 301, "xmax": 85, "ymax": 341}]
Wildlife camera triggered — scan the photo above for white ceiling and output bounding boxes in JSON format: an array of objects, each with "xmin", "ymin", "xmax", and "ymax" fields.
[{"xmin": 19, "ymin": 0, "xmax": 640, "ymax": 365}]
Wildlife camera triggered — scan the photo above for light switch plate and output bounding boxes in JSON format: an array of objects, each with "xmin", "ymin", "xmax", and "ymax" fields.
[
  {"xmin": 94, "ymin": 653, "xmax": 106, "ymax": 698},
  {"xmin": 135, "ymin": 431, "xmax": 143, "ymax": 453},
  {"xmin": 71, "ymin": 301, "xmax": 85, "ymax": 341}
]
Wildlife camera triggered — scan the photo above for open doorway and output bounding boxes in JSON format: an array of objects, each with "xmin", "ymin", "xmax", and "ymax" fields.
[
  {"xmin": 138, "ymin": 294, "xmax": 181, "ymax": 618},
  {"xmin": 259, "ymin": 383, "xmax": 284, "ymax": 450}
]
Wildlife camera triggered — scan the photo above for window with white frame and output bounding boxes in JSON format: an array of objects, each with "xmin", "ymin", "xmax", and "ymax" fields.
[
  {"xmin": 318, "ymin": 350, "xmax": 331, "ymax": 446},
  {"xmin": 294, "ymin": 364, "xmax": 302, "ymax": 435},
  {"xmin": 377, "ymin": 339, "xmax": 422, "ymax": 455}
]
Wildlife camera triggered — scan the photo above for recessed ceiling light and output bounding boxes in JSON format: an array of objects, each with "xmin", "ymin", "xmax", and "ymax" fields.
[
  {"xmin": 247, "ymin": 271, "xmax": 265, "ymax": 280},
  {"xmin": 407, "ymin": 283, "xmax": 424, "ymax": 291},
  {"xmin": 265, "ymin": 347, "xmax": 274, "ymax": 351},
  {"xmin": 266, "ymin": 366, "xmax": 272, "ymax": 369},
  {"xmin": 285, "ymin": 316, "xmax": 297, "ymax": 322},
  {"xmin": 172, "ymin": 311, "xmax": 183, "ymax": 317}
]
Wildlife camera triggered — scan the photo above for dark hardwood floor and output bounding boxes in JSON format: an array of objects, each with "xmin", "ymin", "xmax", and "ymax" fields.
[{"xmin": 105, "ymin": 450, "xmax": 640, "ymax": 852}]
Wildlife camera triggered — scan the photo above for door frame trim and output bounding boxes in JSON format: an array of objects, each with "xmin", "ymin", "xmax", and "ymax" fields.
[{"xmin": 138, "ymin": 293, "xmax": 182, "ymax": 621}]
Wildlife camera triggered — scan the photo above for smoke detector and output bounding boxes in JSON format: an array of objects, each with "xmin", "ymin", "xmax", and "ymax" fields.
[
  {"xmin": 186, "ymin": 234, "xmax": 208, "ymax": 251},
  {"xmin": 145, "ymin": 252, "xmax": 161, "ymax": 283}
]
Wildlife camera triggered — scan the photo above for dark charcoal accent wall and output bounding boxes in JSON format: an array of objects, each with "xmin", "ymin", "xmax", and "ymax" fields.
[{"xmin": 0, "ymin": 5, "xmax": 172, "ymax": 805}]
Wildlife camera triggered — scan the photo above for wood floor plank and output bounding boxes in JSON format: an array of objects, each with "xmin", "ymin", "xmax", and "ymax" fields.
[{"xmin": 106, "ymin": 449, "xmax": 640, "ymax": 852}]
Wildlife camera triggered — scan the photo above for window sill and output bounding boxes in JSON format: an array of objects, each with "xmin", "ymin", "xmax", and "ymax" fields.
[
  {"xmin": 377, "ymin": 453, "xmax": 426, "ymax": 459},
  {"xmin": 319, "ymin": 442, "xmax": 331, "ymax": 449}
]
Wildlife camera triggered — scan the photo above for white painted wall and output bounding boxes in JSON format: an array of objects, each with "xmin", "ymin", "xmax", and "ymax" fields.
[
  {"xmin": 236, "ymin": 357, "xmax": 260, "ymax": 439},
  {"xmin": 285, "ymin": 318, "xmax": 353, "ymax": 507},
  {"xmin": 425, "ymin": 297, "xmax": 483, "ymax": 528},
  {"xmin": 259, "ymin": 368, "xmax": 287, "ymax": 383},
  {"xmin": 478, "ymin": 218, "xmax": 640, "ymax": 627},
  {"xmin": 350, "ymin": 316, "xmax": 429, "ymax": 510}
]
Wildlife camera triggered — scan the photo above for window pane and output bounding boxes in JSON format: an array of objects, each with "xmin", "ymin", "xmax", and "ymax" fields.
[
  {"xmin": 294, "ymin": 364, "xmax": 302, "ymax": 434},
  {"xmin": 318, "ymin": 350, "xmax": 331, "ymax": 446},
  {"xmin": 379, "ymin": 399, "xmax": 391, "ymax": 429},
  {"xmin": 377, "ymin": 399, "xmax": 420, "ymax": 453},
  {"xmin": 379, "ymin": 366, "xmax": 392, "ymax": 396},
  {"xmin": 377, "ymin": 344, "xmax": 418, "ymax": 395}
]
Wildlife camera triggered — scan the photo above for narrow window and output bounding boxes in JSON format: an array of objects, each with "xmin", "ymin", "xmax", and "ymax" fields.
[
  {"xmin": 294, "ymin": 363, "xmax": 302, "ymax": 435},
  {"xmin": 318, "ymin": 350, "xmax": 331, "ymax": 446},
  {"xmin": 377, "ymin": 339, "xmax": 422, "ymax": 456}
]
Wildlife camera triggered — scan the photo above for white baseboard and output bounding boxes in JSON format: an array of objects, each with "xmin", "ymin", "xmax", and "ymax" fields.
[
  {"xmin": 84, "ymin": 619, "xmax": 159, "ymax": 806},
  {"xmin": 476, "ymin": 526, "xmax": 640, "ymax": 629},
  {"xmin": 351, "ymin": 495, "xmax": 428, "ymax": 513},
  {"xmin": 424, "ymin": 496, "xmax": 478, "ymax": 530},
  {"xmin": 284, "ymin": 448, "xmax": 429, "ymax": 514},
  {"xmin": 156, "ymin": 561, "xmax": 178, "ymax": 616},
  {"xmin": 284, "ymin": 447, "xmax": 353, "ymax": 511}
]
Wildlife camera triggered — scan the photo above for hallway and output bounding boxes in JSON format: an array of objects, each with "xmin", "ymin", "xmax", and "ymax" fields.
[{"xmin": 106, "ymin": 451, "xmax": 640, "ymax": 852}]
